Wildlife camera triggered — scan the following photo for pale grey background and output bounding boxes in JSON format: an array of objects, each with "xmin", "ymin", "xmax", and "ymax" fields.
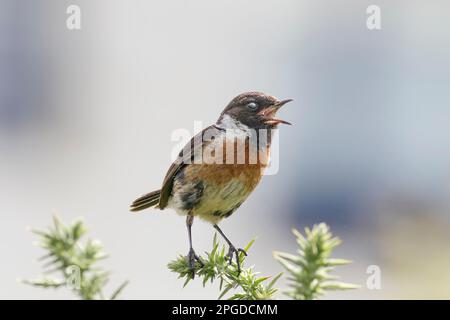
[{"xmin": 1, "ymin": 0, "xmax": 450, "ymax": 299}]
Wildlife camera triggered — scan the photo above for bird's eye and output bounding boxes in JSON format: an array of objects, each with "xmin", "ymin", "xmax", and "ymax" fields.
[{"xmin": 246, "ymin": 102, "xmax": 258, "ymax": 110}]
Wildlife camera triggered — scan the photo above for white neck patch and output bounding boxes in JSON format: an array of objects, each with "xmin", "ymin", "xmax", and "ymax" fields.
[{"xmin": 216, "ymin": 114, "xmax": 251, "ymax": 132}]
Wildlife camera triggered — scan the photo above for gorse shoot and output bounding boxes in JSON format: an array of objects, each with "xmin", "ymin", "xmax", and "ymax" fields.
[
  {"xmin": 274, "ymin": 223, "xmax": 359, "ymax": 300},
  {"xmin": 168, "ymin": 234, "xmax": 282, "ymax": 300},
  {"xmin": 22, "ymin": 216, "xmax": 128, "ymax": 300}
]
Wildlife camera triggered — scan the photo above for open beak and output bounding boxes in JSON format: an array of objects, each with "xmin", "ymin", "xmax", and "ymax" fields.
[{"xmin": 260, "ymin": 98, "xmax": 293, "ymax": 125}]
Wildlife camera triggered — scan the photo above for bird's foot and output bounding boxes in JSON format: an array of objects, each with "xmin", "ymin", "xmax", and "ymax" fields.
[
  {"xmin": 226, "ymin": 245, "xmax": 247, "ymax": 275},
  {"xmin": 186, "ymin": 248, "xmax": 203, "ymax": 278}
]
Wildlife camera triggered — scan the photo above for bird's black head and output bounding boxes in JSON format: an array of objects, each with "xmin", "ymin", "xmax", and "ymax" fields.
[{"xmin": 217, "ymin": 92, "xmax": 292, "ymax": 130}]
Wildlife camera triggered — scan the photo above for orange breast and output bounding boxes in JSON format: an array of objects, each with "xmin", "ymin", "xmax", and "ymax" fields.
[
  {"xmin": 170, "ymin": 134, "xmax": 271, "ymax": 224},
  {"xmin": 188, "ymin": 135, "xmax": 269, "ymax": 189}
]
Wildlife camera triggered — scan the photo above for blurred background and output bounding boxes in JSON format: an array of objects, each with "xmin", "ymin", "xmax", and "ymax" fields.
[{"xmin": 1, "ymin": 0, "xmax": 450, "ymax": 299}]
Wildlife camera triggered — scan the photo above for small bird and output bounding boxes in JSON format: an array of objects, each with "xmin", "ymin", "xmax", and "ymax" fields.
[{"xmin": 130, "ymin": 92, "xmax": 292, "ymax": 274}]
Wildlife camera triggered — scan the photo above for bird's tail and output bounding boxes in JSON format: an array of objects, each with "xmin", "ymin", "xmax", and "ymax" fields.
[{"xmin": 130, "ymin": 190, "xmax": 161, "ymax": 212}]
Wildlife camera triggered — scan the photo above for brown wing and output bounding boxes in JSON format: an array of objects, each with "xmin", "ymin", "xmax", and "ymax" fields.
[{"xmin": 158, "ymin": 125, "xmax": 222, "ymax": 209}]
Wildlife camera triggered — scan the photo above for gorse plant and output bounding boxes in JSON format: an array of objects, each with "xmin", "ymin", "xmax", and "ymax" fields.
[
  {"xmin": 24, "ymin": 216, "xmax": 357, "ymax": 300},
  {"xmin": 170, "ymin": 223, "xmax": 358, "ymax": 300},
  {"xmin": 168, "ymin": 234, "xmax": 282, "ymax": 300},
  {"xmin": 22, "ymin": 216, "xmax": 128, "ymax": 300},
  {"xmin": 274, "ymin": 223, "xmax": 359, "ymax": 300}
]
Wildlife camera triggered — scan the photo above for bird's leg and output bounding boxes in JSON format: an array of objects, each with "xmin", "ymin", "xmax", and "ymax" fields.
[
  {"xmin": 186, "ymin": 214, "xmax": 203, "ymax": 278},
  {"xmin": 213, "ymin": 224, "xmax": 247, "ymax": 274}
]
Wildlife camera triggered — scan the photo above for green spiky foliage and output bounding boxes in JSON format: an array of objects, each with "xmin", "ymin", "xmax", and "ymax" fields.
[
  {"xmin": 168, "ymin": 234, "xmax": 282, "ymax": 300},
  {"xmin": 274, "ymin": 223, "xmax": 359, "ymax": 300},
  {"xmin": 22, "ymin": 216, "xmax": 128, "ymax": 300}
]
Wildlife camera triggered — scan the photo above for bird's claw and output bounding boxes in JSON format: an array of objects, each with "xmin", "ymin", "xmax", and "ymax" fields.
[
  {"xmin": 226, "ymin": 245, "xmax": 247, "ymax": 275},
  {"xmin": 186, "ymin": 248, "xmax": 204, "ymax": 279}
]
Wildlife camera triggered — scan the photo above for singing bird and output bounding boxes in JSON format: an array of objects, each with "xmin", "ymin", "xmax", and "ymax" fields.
[{"xmin": 130, "ymin": 92, "xmax": 292, "ymax": 274}]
